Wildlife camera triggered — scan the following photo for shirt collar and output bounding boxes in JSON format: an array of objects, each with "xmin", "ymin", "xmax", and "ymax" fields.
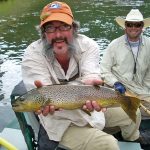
[{"xmin": 124, "ymin": 34, "xmax": 144, "ymax": 46}]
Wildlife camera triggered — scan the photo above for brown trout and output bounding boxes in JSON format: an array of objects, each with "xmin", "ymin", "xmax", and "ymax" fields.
[{"xmin": 12, "ymin": 84, "xmax": 140, "ymax": 122}]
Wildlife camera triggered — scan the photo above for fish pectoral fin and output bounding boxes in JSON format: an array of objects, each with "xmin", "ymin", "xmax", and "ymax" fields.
[{"xmin": 82, "ymin": 109, "xmax": 91, "ymax": 116}]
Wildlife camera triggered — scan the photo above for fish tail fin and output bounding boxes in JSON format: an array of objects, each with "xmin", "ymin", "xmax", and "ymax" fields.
[{"xmin": 120, "ymin": 96, "xmax": 140, "ymax": 123}]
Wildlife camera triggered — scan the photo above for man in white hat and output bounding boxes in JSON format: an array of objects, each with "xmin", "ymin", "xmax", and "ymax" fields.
[
  {"xmin": 101, "ymin": 9, "xmax": 150, "ymax": 97},
  {"xmin": 100, "ymin": 8, "xmax": 150, "ymax": 124}
]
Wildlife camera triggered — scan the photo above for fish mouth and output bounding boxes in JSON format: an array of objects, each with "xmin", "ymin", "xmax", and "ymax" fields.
[
  {"xmin": 12, "ymin": 106, "xmax": 25, "ymax": 112},
  {"xmin": 11, "ymin": 103, "xmax": 20, "ymax": 107},
  {"xmin": 11, "ymin": 103, "xmax": 23, "ymax": 111}
]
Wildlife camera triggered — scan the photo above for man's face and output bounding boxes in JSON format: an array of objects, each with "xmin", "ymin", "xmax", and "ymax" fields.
[
  {"xmin": 125, "ymin": 21, "xmax": 144, "ymax": 41},
  {"xmin": 43, "ymin": 21, "xmax": 73, "ymax": 55}
]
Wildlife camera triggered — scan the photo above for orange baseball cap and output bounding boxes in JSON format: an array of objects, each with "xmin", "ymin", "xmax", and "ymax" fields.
[{"xmin": 40, "ymin": 1, "xmax": 74, "ymax": 27}]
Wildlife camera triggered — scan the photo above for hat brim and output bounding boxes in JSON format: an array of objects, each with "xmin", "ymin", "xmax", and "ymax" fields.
[
  {"xmin": 144, "ymin": 18, "xmax": 150, "ymax": 28},
  {"xmin": 40, "ymin": 13, "xmax": 73, "ymax": 27},
  {"xmin": 115, "ymin": 17, "xmax": 150, "ymax": 29},
  {"xmin": 115, "ymin": 17, "xmax": 126, "ymax": 29}
]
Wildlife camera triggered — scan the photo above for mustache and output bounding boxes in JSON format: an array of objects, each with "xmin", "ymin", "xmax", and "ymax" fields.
[{"xmin": 51, "ymin": 37, "xmax": 68, "ymax": 45}]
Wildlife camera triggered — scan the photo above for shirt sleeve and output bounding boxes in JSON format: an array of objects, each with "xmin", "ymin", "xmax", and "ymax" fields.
[
  {"xmin": 77, "ymin": 35, "xmax": 101, "ymax": 80},
  {"xmin": 22, "ymin": 41, "xmax": 53, "ymax": 91},
  {"xmin": 143, "ymin": 64, "xmax": 150, "ymax": 90},
  {"xmin": 100, "ymin": 42, "xmax": 118, "ymax": 86}
]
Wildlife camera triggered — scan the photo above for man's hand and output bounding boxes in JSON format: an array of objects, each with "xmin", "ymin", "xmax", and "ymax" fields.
[
  {"xmin": 82, "ymin": 78, "xmax": 104, "ymax": 85},
  {"xmin": 34, "ymin": 80, "xmax": 58, "ymax": 116},
  {"xmin": 82, "ymin": 100, "xmax": 106, "ymax": 112},
  {"xmin": 82, "ymin": 78, "xmax": 106, "ymax": 112},
  {"xmin": 34, "ymin": 80, "xmax": 43, "ymax": 88}
]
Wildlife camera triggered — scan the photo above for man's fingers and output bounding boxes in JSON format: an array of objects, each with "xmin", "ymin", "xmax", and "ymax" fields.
[
  {"xmin": 49, "ymin": 105, "xmax": 55, "ymax": 114},
  {"xmin": 83, "ymin": 100, "xmax": 107, "ymax": 112},
  {"xmin": 34, "ymin": 80, "xmax": 43, "ymax": 88},
  {"xmin": 35, "ymin": 109, "xmax": 42, "ymax": 115},
  {"xmin": 42, "ymin": 105, "xmax": 56, "ymax": 116},
  {"xmin": 91, "ymin": 79, "xmax": 104, "ymax": 85},
  {"xmin": 42, "ymin": 106, "xmax": 50, "ymax": 116},
  {"xmin": 83, "ymin": 79, "xmax": 103, "ymax": 85},
  {"xmin": 92, "ymin": 101, "xmax": 101, "ymax": 111},
  {"xmin": 84, "ymin": 100, "xmax": 93, "ymax": 111}
]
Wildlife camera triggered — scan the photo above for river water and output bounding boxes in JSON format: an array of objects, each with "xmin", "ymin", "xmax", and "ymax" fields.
[{"xmin": 0, "ymin": 0, "xmax": 150, "ymax": 105}]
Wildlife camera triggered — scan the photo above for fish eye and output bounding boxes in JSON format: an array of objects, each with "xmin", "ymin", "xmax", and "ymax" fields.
[{"xmin": 19, "ymin": 96, "xmax": 25, "ymax": 101}]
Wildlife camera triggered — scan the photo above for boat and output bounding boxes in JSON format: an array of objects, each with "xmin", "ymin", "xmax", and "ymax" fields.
[{"xmin": 0, "ymin": 105, "xmax": 28, "ymax": 150}]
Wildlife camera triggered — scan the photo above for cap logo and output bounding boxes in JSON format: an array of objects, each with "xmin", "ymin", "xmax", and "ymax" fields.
[
  {"xmin": 49, "ymin": 3, "xmax": 61, "ymax": 9},
  {"xmin": 40, "ymin": 3, "xmax": 61, "ymax": 21}
]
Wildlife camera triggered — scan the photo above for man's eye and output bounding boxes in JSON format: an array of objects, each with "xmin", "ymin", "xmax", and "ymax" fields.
[{"xmin": 46, "ymin": 26, "xmax": 54, "ymax": 30}]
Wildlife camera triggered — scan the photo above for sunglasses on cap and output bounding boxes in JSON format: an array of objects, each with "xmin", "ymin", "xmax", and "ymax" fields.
[{"xmin": 125, "ymin": 22, "xmax": 144, "ymax": 28}]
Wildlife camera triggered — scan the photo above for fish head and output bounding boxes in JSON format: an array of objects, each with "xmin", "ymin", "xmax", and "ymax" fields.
[{"xmin": 11, "ymin": 90, "xmax": 43, "ymax": 112}]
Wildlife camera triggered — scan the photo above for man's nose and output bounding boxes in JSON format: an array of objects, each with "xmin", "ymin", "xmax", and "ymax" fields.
[{"xmin": 55, "ymin": 29, "xmax": 61, "ymax": 37}]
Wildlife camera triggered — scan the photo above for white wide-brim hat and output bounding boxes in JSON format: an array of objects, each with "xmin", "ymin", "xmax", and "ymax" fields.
[{"xmin": 115, "ymin": 9, "xmax": 150, "ymax": 29}]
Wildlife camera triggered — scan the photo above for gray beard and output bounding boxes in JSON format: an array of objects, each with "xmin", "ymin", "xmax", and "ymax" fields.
[{"xmin": 41, "ymin": 37, "xmax": 76, "ymax": 57}]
